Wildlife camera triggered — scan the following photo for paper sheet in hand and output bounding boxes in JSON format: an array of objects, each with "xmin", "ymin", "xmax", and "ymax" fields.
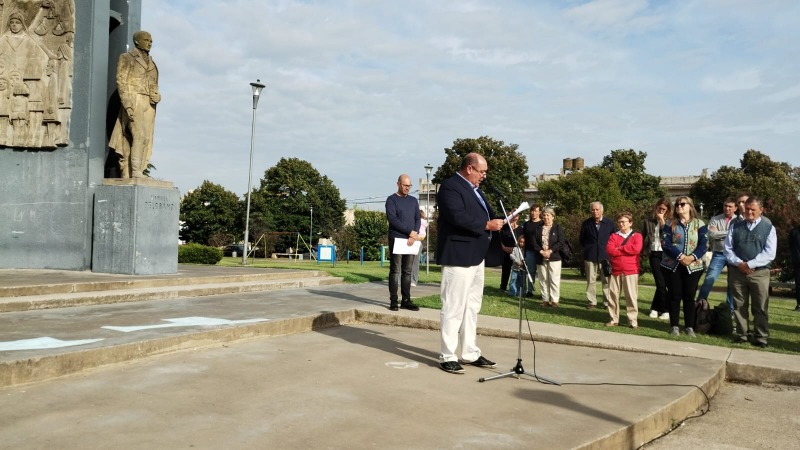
[
  {"xmin": 510, "ymin": 202, "xmax": 530, "ymax": 219},
  {"xmin": 392, "ymin": 238, "xmax": 421, "ymax": 255}
]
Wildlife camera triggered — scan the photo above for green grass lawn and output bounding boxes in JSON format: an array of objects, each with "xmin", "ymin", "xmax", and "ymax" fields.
[{"xmin": 217, "ymin": 257, "xmax": 800, "ymax": 355}]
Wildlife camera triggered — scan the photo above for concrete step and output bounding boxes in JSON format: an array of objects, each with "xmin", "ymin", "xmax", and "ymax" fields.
[
  {"xmin": 0, "ymin": 272, "xmax": 344, "ymax": 313},
  {"xmin": 0, "ymin": 269, "xmax": 330, "ymax": 298}
]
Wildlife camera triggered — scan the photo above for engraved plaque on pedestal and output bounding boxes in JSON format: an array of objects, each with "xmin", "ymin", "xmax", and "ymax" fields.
[{"xmin": 92, "ymin": 179, "xmax": 179, "ymax": 275}]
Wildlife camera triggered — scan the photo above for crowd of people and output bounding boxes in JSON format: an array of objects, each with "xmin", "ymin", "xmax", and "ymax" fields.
[
  {"xmin": 499, "ymin": 193, "xmax": 783, "ymax": 347},
  {"xmin": 386, "ymin": 157, "xmax": 793, "ymax": 373}
]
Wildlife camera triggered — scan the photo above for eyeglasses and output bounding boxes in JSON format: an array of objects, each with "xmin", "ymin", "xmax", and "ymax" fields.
[
  {"xmin": 400, "ymin": 184, "xmax": 412, "ymax": 188},
  {"xmin": 675, "ymin": 202, "xmax": 688, "ymax": 207},
  {"xmin": 470, "ymin": 165, "xmax": 488, "ymax": 175}
]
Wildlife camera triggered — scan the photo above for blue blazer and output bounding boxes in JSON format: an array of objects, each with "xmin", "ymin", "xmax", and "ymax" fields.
[
  {"xmin": 579, "ymin": 216, "xmax": 615, "ymax": 262},
  {"xmin": 436, "ymin": 174, "xmax": 493, "ymax": 267}
]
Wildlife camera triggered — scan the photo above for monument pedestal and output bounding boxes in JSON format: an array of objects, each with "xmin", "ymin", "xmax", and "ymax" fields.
[{"xmin": 92, "ymin": 179, "xmax": 180, "ymax": 275}]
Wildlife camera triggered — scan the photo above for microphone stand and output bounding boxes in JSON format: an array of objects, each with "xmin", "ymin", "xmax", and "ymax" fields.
[{"xmin": 479, "ymin": 196, "xmax": 560, "ymax": 385}]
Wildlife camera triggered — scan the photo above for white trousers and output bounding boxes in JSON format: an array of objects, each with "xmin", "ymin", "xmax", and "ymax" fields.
[
  {"xmin": 537, "ymin": 260, "xmax": 562, "ymax": 303},
  {"xmin": 439, "ymin": 262, "xmax": 484, "ymax": 363}
]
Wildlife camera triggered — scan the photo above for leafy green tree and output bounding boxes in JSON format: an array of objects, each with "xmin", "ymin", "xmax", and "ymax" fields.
[
  {"xmin": 354, "ymin": 209, "xmax": 388, "ymax": 261},
  {"xmin": 249, "ymin": 158, "xmax": 346, "ymax": 252},
  {"xmin": 690, "ymin": 149, "xmax": 800, "ymax": 273},
  {"xmin": 690, "ymin": 166, "xmax": 749, "ymax": 217},
  {"xmin": 600, "ymin": 149, "xmax": 666, "ymax": 208},
  {"xmin": 431, "ymin": 136, "xmax": 528, "ymax": 215},
  {"xmin": 536, "ymin": 166, "xmax": 627, "ymax": 215},
  {"xmin": 330, "ymin": 224, "xmax": 358, "ymax": 260},
  {"xmin": 180, "ymin": 180, "xmax": 242, "ymax": 245}
]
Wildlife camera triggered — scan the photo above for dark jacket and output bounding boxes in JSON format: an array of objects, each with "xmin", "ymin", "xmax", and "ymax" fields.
[
  {"xmin": 522, "ymin": 220, "xmax": 542, "ymax": 252},
  {"xmin": 790, "ymin": 225, "xmax": 800, "ymax": 267},
  {"xmin": 531, "ymin": 223, "xmax": 567, "ymax": 264},
  {"xmin": 436, "ymin": 174, "xmax": 494, "ymax": 267},
  {"xmin": 579, "ymin": 216, "xmax": 615, "ymax": 262}
]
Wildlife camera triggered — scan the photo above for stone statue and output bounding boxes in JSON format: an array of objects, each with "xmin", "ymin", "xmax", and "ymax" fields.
[
  {"xmin": 109, "ymin": 30, "xmax": 160, "ymax": 179},
  {"xmin": 0, "ymin": 1, "xmax": 73, "ymax": 148}
]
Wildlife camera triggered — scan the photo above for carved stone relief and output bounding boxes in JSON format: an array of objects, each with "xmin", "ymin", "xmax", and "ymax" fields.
[{"xmin": 0, "ymin": 0, "xmax": 74, "ymax": 149}]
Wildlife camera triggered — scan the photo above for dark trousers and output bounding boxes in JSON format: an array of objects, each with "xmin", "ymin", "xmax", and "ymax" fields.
[
  {"xmin": 649, "ymin": 252, "xmax": 669, "ymax": 313},
  {"xmin": 666, "ymin": 267, "xmax": 703, "ymax": 328},
  {"xmin": 795, "ymin": 266, "xmax": 800, "ymax": 307},
  {"xmin": 500, "ymin": 253, "xmax": 512, "ymax": 290},
  {"xmin": 389, "ymin": 239, "xmax": 414, "ymax": 304}
]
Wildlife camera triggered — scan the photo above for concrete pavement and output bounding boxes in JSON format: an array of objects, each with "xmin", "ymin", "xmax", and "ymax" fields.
[{"xmin": 0, "ymin": 266, "xmax": 798, "ymax": 449}]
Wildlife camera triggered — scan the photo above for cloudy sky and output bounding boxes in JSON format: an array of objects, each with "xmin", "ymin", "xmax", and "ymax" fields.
[{"xmin": 142, "ymin": 0, "xmax": 799, "ymax": 209}]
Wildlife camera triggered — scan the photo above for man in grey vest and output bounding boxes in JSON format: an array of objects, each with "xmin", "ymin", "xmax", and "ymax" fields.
[{"xmin": 723, "ymin": 196, "xmax": 776, "ymax": 348}]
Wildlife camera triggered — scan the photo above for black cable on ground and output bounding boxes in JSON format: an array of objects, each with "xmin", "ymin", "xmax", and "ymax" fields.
[{"xmin": 520, "ymin": 307, "xmax": 712, "ymax": 443}]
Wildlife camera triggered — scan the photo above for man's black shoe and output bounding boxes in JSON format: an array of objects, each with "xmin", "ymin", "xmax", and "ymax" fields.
[
  {"xmin": 731, "ymin": 337, "xmax": 747, "ymax": 344},
  {"xmin": 439, "ymin": 361, "xmax": 465, "ymax": 374},
  {"xmin": 752, "ymin": 341, "xmax": 768, "ymax": 349},
  {"xmin": 389, "ymin": 302, "xmax": 399, "ymax": 311},
  {"xmin": 461, "ymin": 356, "xmax": 496, "ymax": 368},
  {"xmin": 794, "ymin": 305, "xmax": 800, "ymax": 312},
  {"xmin": 400, "ymin": 301, "xmax": 420, "ymax": 311}
]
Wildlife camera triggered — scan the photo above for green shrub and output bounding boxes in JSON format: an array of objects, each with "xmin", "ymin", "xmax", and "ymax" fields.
[{"xmin": 179, "ymin": 243, "xmax": 223, "ymax": 265}]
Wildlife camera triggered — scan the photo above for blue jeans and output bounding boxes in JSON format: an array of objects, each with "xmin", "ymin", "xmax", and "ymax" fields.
[
  {"xmin": 524, "ymin": 250, "xmax": 537, "ymax": 294},
  {"xmin": 696, "ymin": 251, "xmax": 734, "ymax": 310},
  {"xmin": 509, "ymin": 269, "xmax": 523, "ymax": 296}
]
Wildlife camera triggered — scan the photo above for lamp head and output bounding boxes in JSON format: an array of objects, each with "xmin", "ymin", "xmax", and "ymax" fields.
[{"xmin": 250, "ymin": 79, "xmax": 265, "ymax": 109}]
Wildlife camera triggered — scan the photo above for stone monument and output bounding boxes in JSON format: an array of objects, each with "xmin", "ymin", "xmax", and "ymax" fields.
[
  {"xmin": 108, "ymin": 30, "xmax": 159, "ymax": 179},
  {"xmin": 0, "ymin": 1, "xmax": 179, "ymax": 274}
]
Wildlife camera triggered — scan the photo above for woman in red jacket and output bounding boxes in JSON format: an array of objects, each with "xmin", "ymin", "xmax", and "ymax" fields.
[{"xmin": 605, "ymin": 212, "xmax": 643, "ymax": 328}]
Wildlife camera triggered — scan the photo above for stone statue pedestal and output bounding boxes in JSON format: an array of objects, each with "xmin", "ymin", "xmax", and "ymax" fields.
[{"xmin": 92, "ymin": 179, "xmax": 180, "ymax": 275}]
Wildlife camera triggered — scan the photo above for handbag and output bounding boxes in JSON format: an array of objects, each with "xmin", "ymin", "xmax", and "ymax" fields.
[
  {"xmin": 600, "ymin": 259, "xmax": 612, "ymax": 277},
  {"xmin": 601, "ymin": 232, "xmax": 635, "ymax": 277},
  {"xmin": 559, "ymin": 240, "xmax": 574, "ymax": 265}
]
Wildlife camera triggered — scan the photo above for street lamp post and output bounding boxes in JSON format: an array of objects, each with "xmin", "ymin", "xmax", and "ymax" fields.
[
  {"xmin": 309, "ymin": 206, "xmax": 314, "ymax": 259},
  {"xmin": 243, "ymin": 80, "xmax": 265, "ymax": 265},
  {"xmin": 424, "ymin": 164, "xmax": 433, "ymax": 275}
]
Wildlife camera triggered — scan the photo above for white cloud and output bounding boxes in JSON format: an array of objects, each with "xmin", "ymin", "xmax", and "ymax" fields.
[
  {"xmin": 140, "ymin": 0, "xmax": 800, "ymax": 207},
  {"xmin": 702, "ymin": 69, "xmax": 763, "ymax": 92}
]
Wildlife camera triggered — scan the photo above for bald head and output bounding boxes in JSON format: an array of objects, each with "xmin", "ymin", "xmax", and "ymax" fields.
[
  {"xmin": 133, "ymin": 31, "xmax": 153, "ymax": 53},
  {"xmin": 396, "ymin": 174, "xmax": 412, "ymax": 196}
]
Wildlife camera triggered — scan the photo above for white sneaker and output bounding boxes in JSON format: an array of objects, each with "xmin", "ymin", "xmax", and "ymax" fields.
[
  {"xmin": 649, "ymin": 310, "xmax": 658, "ymax": 318},
  {"xmin": 659, "ymin": 312, "xmax": 670, "ymax": 320}
]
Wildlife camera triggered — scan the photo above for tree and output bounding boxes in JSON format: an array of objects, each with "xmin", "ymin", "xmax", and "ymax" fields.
[
  {"xmin": 179, "ymin": 181, "xmax": 242, "ymax": 245},
  {"xmin": 690, "ymin": 149, "xmax": 800, "ymax": 273},
  {"xmin": 353, "ymin": 209, "xmax": 388, "ymax": 261},
  {"xmin": 249, "ymin": 158, "xmax": 346, "ymax": 252},
  {"xmin": 536, "ymin": 166, "xmax": 627, "ymax": 216},
  {"xmin": 330, "ymin": 224, "xmax": 358, "ymax": 260},
  {"xmin": 431, "ymin": 136, "xmax": 529, "ymax": 215},
  {"xmin": 600, "ymin": 149, "xmax": 666, "ymax": 208}
]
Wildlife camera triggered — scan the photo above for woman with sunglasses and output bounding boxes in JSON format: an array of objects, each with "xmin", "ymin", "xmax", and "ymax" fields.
[{"xmin": 660, "ymin": 196, "xmax": 708, "ymax": 337}]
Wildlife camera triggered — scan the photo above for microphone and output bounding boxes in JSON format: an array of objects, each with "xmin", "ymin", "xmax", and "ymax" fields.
[{"xmin": 484, "ymin": 183, "xmax": 505, "ymax": 199}]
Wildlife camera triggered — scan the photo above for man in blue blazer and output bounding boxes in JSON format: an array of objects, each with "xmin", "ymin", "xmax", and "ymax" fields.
[
  {"xmin": 579, "ymin": 201, "xmax": 616, "ymax": 309},
  {"xmin": 436, "ymin": 153, "xmax": 506, "ymax": 374}
]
